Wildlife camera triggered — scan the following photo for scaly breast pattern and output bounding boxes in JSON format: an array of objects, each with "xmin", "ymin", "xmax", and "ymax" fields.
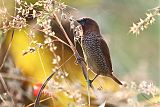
[{"xmin": 82, "ymin": 33, "xmax": 109, "ymax": 75}]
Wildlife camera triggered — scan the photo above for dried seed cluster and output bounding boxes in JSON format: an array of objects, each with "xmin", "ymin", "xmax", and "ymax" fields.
[{"xmin": 129, "ymin": 6, "xmax": 160, "ymax": 35}]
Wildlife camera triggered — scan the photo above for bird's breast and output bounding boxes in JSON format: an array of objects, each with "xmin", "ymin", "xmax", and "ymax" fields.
[{"xmin": 81, "ymin": 35, "xmax": 109, "ymax": 75}]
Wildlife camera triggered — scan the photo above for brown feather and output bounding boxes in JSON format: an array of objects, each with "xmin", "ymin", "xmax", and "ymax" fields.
[
  {"xmin": 99, "ymin": 38, "xmax": 113, "ymax": 71},
  {"xmin": 110, "ymin": 74, "xmax": 123, "ymax": 85},
  {"xmin": 77, "ymin": 18, "xmax": 122, "ymax": 85}
]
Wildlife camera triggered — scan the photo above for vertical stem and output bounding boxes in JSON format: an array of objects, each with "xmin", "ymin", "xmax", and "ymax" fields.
[
  {"xmin": 53, "ymin": 13, "xmax": 93, "ymax": 106},
  {"xmin": 38, "ymin": 50, "xmax": 47, "ymax": 77},
  {"xmin": 34, "ymin": 12, "xmax": 93, "ymax": 107},
  {"xmin": 0, "ymin": 30, "xmax": 15, "ymax": 107},
  {"xmin": 52, "ymin": 13, "xmax": 89, "ymax": 81}
]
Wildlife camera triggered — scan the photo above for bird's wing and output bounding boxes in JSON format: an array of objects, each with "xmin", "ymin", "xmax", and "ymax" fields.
[{"xmin": 99, "ymin": 37, "xmax": 113, "ymax": 70}]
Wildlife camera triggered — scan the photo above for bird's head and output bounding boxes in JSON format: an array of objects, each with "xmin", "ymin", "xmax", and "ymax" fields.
[{"xmin": 77, "ymin": 18, "xmax": 100, "ymax": 34}]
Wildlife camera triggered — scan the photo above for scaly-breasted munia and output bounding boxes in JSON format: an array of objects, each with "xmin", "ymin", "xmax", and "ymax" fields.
[{"xmin": 77, "ymin": 18, "xmax": 122, "ymax": 85}]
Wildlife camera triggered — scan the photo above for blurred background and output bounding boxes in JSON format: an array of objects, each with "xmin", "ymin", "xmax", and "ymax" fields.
[
  {"xmin": 0, "ymin": 0, "xmax": 159, "ymax": 107},
  {"xmin": 64, "ymin": 0, "xmax": 159, "ymax": 85}
]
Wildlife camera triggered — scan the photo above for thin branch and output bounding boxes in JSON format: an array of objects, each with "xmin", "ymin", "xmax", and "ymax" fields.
[
  {"xmin": 52, "ymin": 12, "xmax": 93, "ymax": 106},
  {"xmin": 34, "ymin": 71, "xmax": 56, "ymax": 107},
  {"xmin": 51, "ymin": 42, "xmax": 78, "ymax": 103},
  {"xmin": 0, "ymin": 95, "xmax": 7, "ymax": 106},
  {"xmin": 34, "ymin": 12, "xmax": 93, "ymax": 107},
  {"xmin": 52, "ymin": 12, "xmax": 90, "ymax": 82},
  {"xmin": 34, "ymin": 54, "xmax": 74, "ymax": 107},
  {"xmin": 26, "ymin": 97, "xmax": 52, "ymax": 107},
  {"xmin": 0, "ymin": 30, "xmax": 14, "ymax": 70},
  {"xmin": 38, "ymin": 50, "xmax": 47, "ymax": 77},
  {"xmin": 0, "ymin": 29, "xmax": 15, "ymax": 107}
]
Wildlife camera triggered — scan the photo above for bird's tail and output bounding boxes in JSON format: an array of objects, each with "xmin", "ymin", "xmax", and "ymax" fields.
[{"xmin": 110, "ymin": 74, "xmax": 122, "ymax": 85}]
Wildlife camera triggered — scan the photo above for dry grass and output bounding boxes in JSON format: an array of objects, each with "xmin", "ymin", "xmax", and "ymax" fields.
[{"xmin": 0, "ymin": 0, "xmax": 159, "ymax": 107}]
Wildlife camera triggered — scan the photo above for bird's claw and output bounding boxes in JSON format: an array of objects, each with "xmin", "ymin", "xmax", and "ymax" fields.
[{"xmin": 87, "ymin": 79, "xmax": 93, "ymax": 87}]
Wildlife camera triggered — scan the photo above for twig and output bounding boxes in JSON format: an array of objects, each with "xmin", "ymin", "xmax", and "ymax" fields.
[
  {"xmin": 34, "ymin": 54, "xmax": 74, "ymax": 107},
  {"xmin": 0, "ymin": 30, "xmax": 14, "ymax": 70},
  {"xmin": 0, "ymin": 30, "xmax": 15, "ymax": 107},
  {"xmin": 26, "ymin": 97, "xmax": 52, "ymax": 107},
  {"xmin": 34, "ymin": 12, "xmax": 93, "ymax": 107},
  {"xmin": 0, "ymin": 95, "xmax": 8, "ymax": 106},
  {"xmin": 38, "ymin": 50, "xmax": 47, "ymax": 77},
  {"xmin": 51, "ymin": 42, "xmax": 78, "ymax": 103},
  {"xmin": 52, "ymin": 12, "xmax": 93, "ymax": 106},
  {"xmin": 34, "ymin": 71, "xmax": 56, "ymax": 107},
  {"xmin": 0, "ymin": 1, "xmax": 17, "ymax": 105},
  {"xmin": 52, "ymin": 13, "xmax": 90, "ymax": 82}
]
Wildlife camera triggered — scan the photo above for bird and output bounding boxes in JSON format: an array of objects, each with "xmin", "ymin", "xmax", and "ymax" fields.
[{"xmin": 77, "ymin": 18, "xmax": 122, "ymax": 85}]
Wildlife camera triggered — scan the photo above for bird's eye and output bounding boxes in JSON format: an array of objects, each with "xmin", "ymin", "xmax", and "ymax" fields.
[{"xmin": 81, "ymin": 20, "xmax": 86, "ymax": 25}]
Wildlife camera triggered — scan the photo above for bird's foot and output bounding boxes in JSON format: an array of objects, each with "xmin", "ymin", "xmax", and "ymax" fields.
[{"xmin": 87, "ymin": 79, "xmax": 94, "ymax": 88}]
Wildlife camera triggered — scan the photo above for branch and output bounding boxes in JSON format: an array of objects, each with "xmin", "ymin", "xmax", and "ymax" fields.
[
  {"xmin": 34, "ymin": 71, "xmax": 56, "ymax": 107},
  {"xmin": 34, "ymin": 12, "xmax": 94, "ymax": 107},
  {"xmin": 52, "ymin": 13, "xmax": 89, "ymax": 81},
  {"xmin": 0, "ymin": 29, "xmax": 15, "ymax": 107}
]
